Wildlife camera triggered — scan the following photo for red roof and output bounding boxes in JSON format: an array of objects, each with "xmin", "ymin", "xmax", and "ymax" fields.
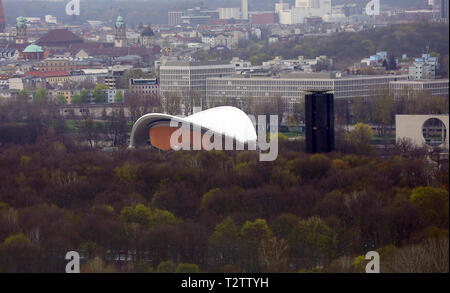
[
  {"xmin": 24, "ymin": 70, "xmax": 71, "ymax": 78},
  {"xmin": 37, "ymin": 29, "xmax": 83, "ymax": 46}
]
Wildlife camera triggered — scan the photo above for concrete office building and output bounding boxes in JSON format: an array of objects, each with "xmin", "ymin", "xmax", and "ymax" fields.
[
  {"xmin": 219, "ymin": 7, "xmax": 241, "ymax": 20},
  {"xmin": 242, "ymin": 0, "xmax": 249, "ymax": 20},
  {"xmin": 408, "ymin": 54, "xmax": 438, "ymax": 80},
  {"xmin": 168, "ymin": 11, "xmax": 183, "ymax": 26},
  {"xmin": 159, "ymin": 61, "xmax": 235, "ymax": 98},
  {"xmin": 206, "ymin": 73, "xmax": 408, "ymax": 113},
  {"xmin": 280, "ymin": 0, "xmax": 332, "ymax": 24},
  {"xmin": 389, "ymin": 79, "xmax": 449, "ymax": 97}
]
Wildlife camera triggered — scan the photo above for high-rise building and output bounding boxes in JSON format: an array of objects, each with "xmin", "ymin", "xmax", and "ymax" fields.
[
  {"xmin": 114, "ymin": 16, "xmax": 127, "ymax": 48},
  {"xmin": 159, "ymin": 60, "xmax": 235, "ymax": 98},
  {"xmin": 0, "ymin": 0, "xmax": 5, "ymax": 32},
  {"xmin": 168, "ymin": 11, "xmax": 183, "ymax": 26},
  {"xmin": 241, "ymin": 0, "xmax": 249, "ymax": 20},
  {"xmin": 275, "ymin": 0, "xmax": 290, "ymax": 13},
  {"xmin": 219, "ymin": 7, "xmax": 241, "ymax": 20},
  {"xmin": 295, "ymin": 0, "xmax": 309, "ymax": 8},
  {"xmin": 305, "ymin": 91, "xmax": 334, "ymax": 153},
  {"xmin": 16, "ymin": 16, "xmax": 28, "ymax": 44},
  {"xmin": 441, "ymin": 0, "xmax": 449, "ymax": 19}
]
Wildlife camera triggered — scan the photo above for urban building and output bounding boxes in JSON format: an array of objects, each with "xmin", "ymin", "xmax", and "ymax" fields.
[
  {"xmin": 219, "ymin": 8, "xmax": 241, "ymax": 20},
  {"xmin": 305, "ymin": 92, "xmax": 334, "ymax": 153},
  {"xmin": 168, "ymin": 11, "xmax": 183, "ymax": 26},
  {"xmin": 103, "ymin": 89, "xmax": 126, "ymax": 103},
  {"xmin": 206, "ymin": 74, "xmax": 408, "ymax": 113},
  {"xmin": 408, "ymin": 54, "xmax": 438, "ymax": 80},
  {"xmin": 275, "ymin": 0, "xmax": 290, "ymax": 13},
  {"xmin": 129, "ymin": 78, "xmax": 159, "ymax": 97},
  {"xmin": 159, "ymin": 61, "xmax": 235, "ymax": 97},
  {"xmin": 389, "ymin": 79, "xmax": 449, "ymax": 97},
  {"xmin": 242, "ymin": 0, "xmax": 249, "ymax": 20},
  {"xmin": 22, "ymin": 44, "xmax": 45, "ymax": 60},
  {"xmin": 23, "ymin": 70, "xmax": 71, "ymax": 86},
  {"xmin": 36, "ymin": 58, "xmax": 86, "ymax": 73},
  {"xmin": 129, "ymin": 106, "xmax": 257, "ymax": 150},
  {"xmin": 279, "ymin": 0, "xmax": 332, "ymax": 24},
  {"xmin": 36, "ymin": 29, "xmax": 84, "ymax": 48}
]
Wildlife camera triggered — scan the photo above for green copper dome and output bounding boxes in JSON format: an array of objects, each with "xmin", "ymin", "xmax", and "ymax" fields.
[{"xmin": 23, "ymin": 44, "xmax": 43, "ymax": 53}]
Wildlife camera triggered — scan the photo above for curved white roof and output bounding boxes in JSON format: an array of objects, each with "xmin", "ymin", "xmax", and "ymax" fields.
[
  {"xmin": 184, "ymin": 106, "xmax": 257, "ymax": 143},
  {"xmin": 129, "ymin": 106, "xmax": 257, "ymax": 148}
]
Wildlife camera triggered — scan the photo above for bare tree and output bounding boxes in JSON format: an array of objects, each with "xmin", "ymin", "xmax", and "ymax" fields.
[{"xmin": 384, "ymin": 238, "xmax": 449, "ymax": 273}]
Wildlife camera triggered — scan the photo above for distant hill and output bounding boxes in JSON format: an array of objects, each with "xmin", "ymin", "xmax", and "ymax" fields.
[{"xmin": 236, "ymin": 22, "xmax": 449, "ymax": 77}]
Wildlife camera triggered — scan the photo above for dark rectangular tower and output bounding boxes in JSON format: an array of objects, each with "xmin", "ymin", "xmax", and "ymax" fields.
[{"xmin": 305, "ymin": 91, "xmax": 335, "ymax": 153}]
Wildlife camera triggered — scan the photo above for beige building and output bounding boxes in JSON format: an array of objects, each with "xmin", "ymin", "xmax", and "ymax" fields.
[{"xmin": 206, "ymin": 73, "xmax": 409, "ymax": 112}]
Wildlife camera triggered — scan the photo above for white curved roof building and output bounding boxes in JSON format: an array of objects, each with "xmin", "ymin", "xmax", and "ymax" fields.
[{"xmin": 129, "ymin": 106, "xmax": 257, "ymax": 150}]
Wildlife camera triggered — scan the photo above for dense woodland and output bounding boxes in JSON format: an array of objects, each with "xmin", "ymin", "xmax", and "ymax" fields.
[
  {"xmin": 194, "ymin": 23, "xmax": 449, "ymax": 76},
  {"xmin": 0, "ymin": 97, "xmax": 448, "ymax": 273}
]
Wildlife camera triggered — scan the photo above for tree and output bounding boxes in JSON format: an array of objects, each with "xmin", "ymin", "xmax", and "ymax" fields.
[
  {"xmin": 157, "ymin": 260, "xmax": 176, "ymax": 273},
  {"xmin": 163, "ymin": 92, "xmax": 181, "ymax": 115},
  {"xmin": 289, "ymin": 217, "xmax": 338, "ymax": 269},
  {"xmin": 271, "ymin": 213, "xmax": 299, "ymax": 240},
  {"xmin": 175, "ymin": 263, "xmax": 200, "ymax": 273},
  {"xmin": 120, "ymin": 204, "xmax": 152, "ymax": 226},
  {"xmin": 0, "ymin": 233, "xmax": 42, "ymax": 273},
  {"xmin": 372, "ymin": 90, "xmax": 395, "ymax": 137},
  {"xmin": 239, "ymin": 219, "xmax": 273, "ymax": 272},
  {"xmin": 115, "ymin": 90, "xmax": 124, "ymax": 103},
  {"xmin": 72, "ymin": 90, "xmax": 90, "ymax": 104},
  {"xmin": 351, "ymin": 96, "xmax": 370, "ymax": 123},
  {"xmin": 349, "ymin": 123, "xmax": 374, "ymax": 155},
  {"xmin": 208, "ymin": 217, "xmax": 240, "ymax": 269},
  {"xmin": 384, "ymin": 238, "xmax": 448, "ymax": 273},
  {"xmin": 80, "ymin": 89, "xmax": 90, "ymax": 103},
  {"xmin": 35, "ymin": 88, "xmax": 48, "ymax": 105},
  {"xmin": 80, "ymin": 257, "xmax": 118, "ymax": 273},
  {"xmin": 71, "ymin": 93, "xmax": 82, "ymax": 104},
  {"xmin": 57, "ymin": 94, "xmax": 67, "ymax": 105},
  {"xmin": 410, "ymin": 187, "xmax": 449, "ymax": 228},
  {"xmin": 93, "ymin": 84, "xmax": 109, "ymax": 104},
  {"xmin": 259, "ymin": 238, "xmax": 290, "ymax": 273},
  {"xmin": 117, "ymin": 69, "xmax": 149, "ymax": 89}
]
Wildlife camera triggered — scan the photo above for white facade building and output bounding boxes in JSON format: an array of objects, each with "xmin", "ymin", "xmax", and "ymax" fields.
[
  {"xmin": 241, "ymin": 0, "xmax": 249, "ymax": 20},
  {"xmin": 219, "ymin": 7, "xmax": 241, "ymax": 20},
  {"xmin": 280, "ymin": 0, "xmax": 332, "ymax": 24},
  {"xmin": 206, "ymin": 74, "xmax": 408, "ymax": 113}
]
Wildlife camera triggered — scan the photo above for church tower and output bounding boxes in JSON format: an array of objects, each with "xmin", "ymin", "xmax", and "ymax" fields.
[
  {"xmin": 114, "ymin": 16, "xmax": 127, "ymax": 48},
  {"xmin": 16, "ymin": 16, "xmax": 28, "ymax": 44}
]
